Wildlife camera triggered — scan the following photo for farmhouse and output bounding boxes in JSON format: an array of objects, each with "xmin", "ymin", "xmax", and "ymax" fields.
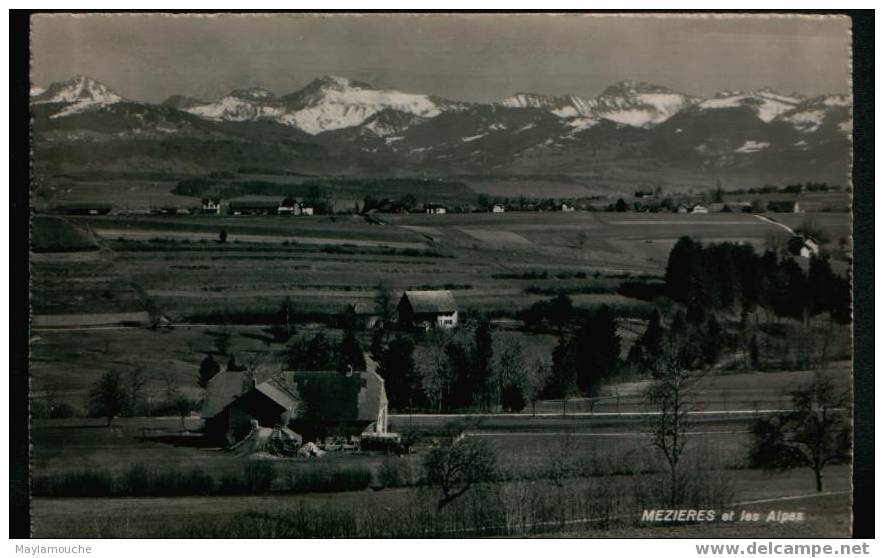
[
  {"xmin": 788, "ymin": 235, "xmax": 821, "ymax": 258},
  {"xmin": 425, "ymin": 203, "xmax": 448, "ymax": 215},
  {"xmin": 398, "ymin": 290, "xmax": 459, "ymax": 329},
  {"xmin": 203, "ymin": 369, "xmax": 389, "ymax": 443},
  {"xmin": 561, "ymin": 202, "xmax": 576, "ymax": 212},
  {"xmin": 491, "ymin": 203, "xmax": 506, "ymax": 213},
  {"xmin": 278, "ymin": 198, "xmax": 300, "ymax": 215},
  {"xmin": 203, "ymin": 374, "xmax": 299, "ymax": 443},
  {"xmin": 691, "ymin": 204, "xmax": 709, "ymax": 214},
  {"xmin": 201, "ymin": 198, "xmax": 222, "ymax": 215},
  {"xmin": 800, "ymin": 237, "xmax": 820, "ymax": 258}
]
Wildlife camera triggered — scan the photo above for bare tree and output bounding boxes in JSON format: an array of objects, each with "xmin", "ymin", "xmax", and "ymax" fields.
[
  {"xmin": 749, "ymin": 372, "xmax": 850, "ymax": 492},
  {"xmin": 646, "ymin": 348, "xmax": 703, "ymax": 505},
  {"xmin": 424, "ymin": 436, "xmax": 497, "ymax": 510},
  {"xmin": 576, "ymin": 230, "xmax": 588, "ymax": 248},
  {"xmin": 525, "ymin": 358, "xmax": 551, "ymax": 417},
  {"xmin": 416, "ymin": 332, "xmax": 454, "ymax": 412},
  {"xmin": 546, "ymin": 431, "xmax": 577, "ymax": 488},
  {"xmin": 126, "ymin": 367, "xmax": 148, "ymax": 414},
  {"xmin": 87, "ymin": 370, "xmax": 130, "ymax": 427},
  {"xmin": 494, "ymin": 338, "xmax": 526, "ymax": 410}
]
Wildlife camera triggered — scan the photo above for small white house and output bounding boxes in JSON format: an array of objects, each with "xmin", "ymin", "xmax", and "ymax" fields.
[
  {"xmin": 301, "ymin": 206, "xmax": 314, "ymax": 216},
  {"xmin": 491, "ymin": 204, "xmax": 506, "ymax": 213},
  {"xmin": 425, "ymin": 203, "xmax": 447, "ymax": 215},
  {"xmin": 691, "ymin": 204, "xmax": 709, "ymax": 214},
  {"xmin": 561, "ymin": 203, "xmax": 575, "ymax": 212}
]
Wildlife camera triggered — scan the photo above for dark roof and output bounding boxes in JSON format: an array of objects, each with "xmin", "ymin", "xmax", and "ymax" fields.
[
  {"xmin": 205, "ymin": 369, "xmax": 386, "ymax": 424},
  {"xmin": 401, "ymin": 290, "xmax": 458, "ymax": 314},
  {"xmin": 202, "ymin": 371, "xmax": 247, "ymax": 418},
  {"xmin": 202, "ymin": 372, "xmax": 298, "ymax": 418}
]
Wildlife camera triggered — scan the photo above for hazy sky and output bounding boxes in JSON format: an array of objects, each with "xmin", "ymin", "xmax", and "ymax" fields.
[{"xmin": 31, "ymin": 13, "xmax": 852, "ymax": 103}]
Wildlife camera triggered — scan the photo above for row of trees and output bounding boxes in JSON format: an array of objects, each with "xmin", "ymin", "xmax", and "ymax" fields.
[{"xmin": 665, "ymin": 237, "xmax": 850, "ymax": 325}]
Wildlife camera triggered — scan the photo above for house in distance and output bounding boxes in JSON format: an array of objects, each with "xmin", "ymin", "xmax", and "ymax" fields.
[
  {"xmin": 397, "ymin": 290, "xmax": 459, "ymax": 330},
  {"xmin": 201, "ymin": 198, "xmax": 222, "ymax": 215}
]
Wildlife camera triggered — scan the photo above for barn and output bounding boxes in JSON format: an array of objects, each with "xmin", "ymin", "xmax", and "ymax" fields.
[
  {"xmin": 397, "ymin": 290, "xmax": 459, "ymax": 329},
  {"xmin": 203, "ymin": 374, "xmax": 298, "ymax": 444},
  {"xmin": 202, "ymin": 368, "xmax": 389, "ymax": 444}
]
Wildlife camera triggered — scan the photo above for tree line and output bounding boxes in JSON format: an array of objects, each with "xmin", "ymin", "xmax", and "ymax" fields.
[{"xmin": 664, "ymin": 236, "xmax": 850, "ymax": 325}]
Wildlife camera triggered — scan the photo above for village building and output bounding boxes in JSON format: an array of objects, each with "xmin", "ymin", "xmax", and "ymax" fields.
[
  {"xmin": 425, "ymin": 203, "xmax": 448, "ymax": 215},
  {"xmin": 691, "ymin": 204, "xmax": 709, "ymax": 214},
  {"xmin": 397, "ymin": 290, "xmax": 459, "ymax": 330},
  {"xmin": 203, "ymin": 369, "xmax": 389, "ymax": 444},
  {"xmin": 203, "ymin": 374, "xmax": 299, "ymax": 443},
  {"xmin": 799, "ymin": 237, "xmax": 820, "ymax": 258},
  {"xmin": 201, "ymin": 198, "xmax": 222, "ymax": 215},
  {"xmin": 561, "ymin": 202, "xmax": 576, "ymax": 212},
  {"xmin": 277, "ymin": 198, "xmax": 301, "ymax": 216},
  {"xmin": 277, "ymin": 198, "xmax": 316, "ymax": 216},
  {"xmin": 491, "ymin": 203, "xmax": 506, "ymax": 213}
]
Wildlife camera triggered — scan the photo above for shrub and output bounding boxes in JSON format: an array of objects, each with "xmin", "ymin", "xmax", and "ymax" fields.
[
  {"xmin": 284, "ymin": 464, "xmax": 373, "ymax": 493},
  {"xmin": 378, "ymin": 456, "xmax": 422, "ymax": 488}
]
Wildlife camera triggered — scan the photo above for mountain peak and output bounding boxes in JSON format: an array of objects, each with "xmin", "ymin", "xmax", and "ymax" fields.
[
  {"xmin": 601, "ymin": 80, "xmax": 675, "ymax": 97},
  {"xmin": 229, "ymin": 87, "xmax": 276, "ymax": 102},
  {"xmin": 306, "ymin": 75, "xmax": 373, "ymax": 91},
  {"xmin": 31, "ymin": 75, "xmax": 124, "ymax": 110}
]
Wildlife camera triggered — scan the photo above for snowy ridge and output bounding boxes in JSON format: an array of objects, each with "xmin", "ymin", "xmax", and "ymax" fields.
[
  {"xmin": 499, "ymin": 93, "xmax": 595, "ymax": 118},
  {"xmin": 697, "ymin": 88, "xmax": 804, "ymax": 123},
  {"xmin": 174, "ymin": 75, "xmax": 456, "ymax": 134},
  {"xmin": 500, "ymin": 81, "xmax": 698, "ymax": 128},
  {"xmin": 774, "ymin": 94, "xmax": 852, "ymax": 133},
  {"xmin": 31, "ymin": 75, "xmax": 124, "ymax": 118}
]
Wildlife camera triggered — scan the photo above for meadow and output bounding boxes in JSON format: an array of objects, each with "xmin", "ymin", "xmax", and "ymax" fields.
[{"xmin": 28, "ymin": 201, "xmax": 853, "ymax": 538}]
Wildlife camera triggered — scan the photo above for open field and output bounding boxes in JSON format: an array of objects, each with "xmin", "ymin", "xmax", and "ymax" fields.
[
  {"xmin": 31, "ymin": 210, "xmax": 846, "ymax": 325},
  {"xmin": 28, "ymin": 207, "xmax": 853, "ymax": 538},
  {"xmin": 31, "ymin": 469, "xmax": 851, "ymax": 538},
  {"xmin": 31, "ymin": 215, "xmax": 98, "ymax": 252}
]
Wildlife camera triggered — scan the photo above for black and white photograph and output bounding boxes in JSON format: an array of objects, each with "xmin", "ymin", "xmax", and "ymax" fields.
[{"xmin": 20, "ymin": 11, "xmax": 864, "ymax": 540}]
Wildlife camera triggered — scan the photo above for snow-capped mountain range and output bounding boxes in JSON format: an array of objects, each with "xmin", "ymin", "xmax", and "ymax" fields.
[
  {"xmin": 29, "ymin": 74, "xmax": 852, "ymax": 185},
  {"xmin": 31, "ymin": 74, "xmax": 850, "ymax": 137}
]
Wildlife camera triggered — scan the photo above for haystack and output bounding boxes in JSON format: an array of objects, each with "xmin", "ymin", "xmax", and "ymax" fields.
[{"xmin": 229, "ymin": 420, "xmax": 302, "ymax": 458}]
